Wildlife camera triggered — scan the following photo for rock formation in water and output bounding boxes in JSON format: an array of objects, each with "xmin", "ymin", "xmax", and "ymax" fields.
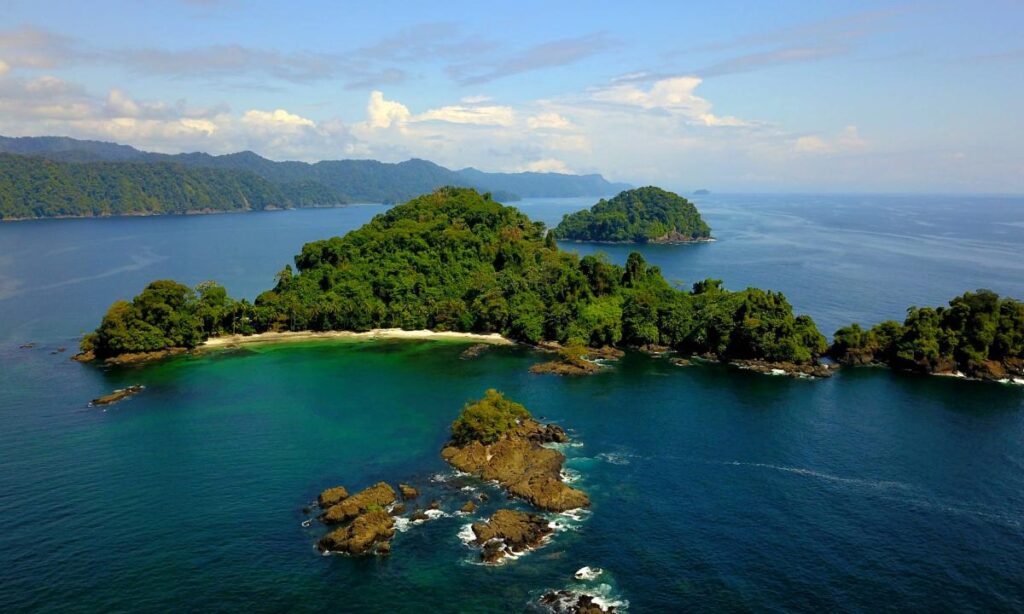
[
  {"xmin": 470, "ymin": 509, "xmax": 553, "ymax": 563},
  {"xmin": 440, "ymin": 390, "xmax": 588, "ymax": 512},
  {"xmin": 320, "ymin": 482, "xmax": 396, "ymax": 525},
  {"xmin": 529, "ymin": 344, "xmax": 624, "ymax": 376}
]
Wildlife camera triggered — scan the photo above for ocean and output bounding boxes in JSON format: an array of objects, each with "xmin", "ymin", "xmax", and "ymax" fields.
[{"xmin": 1, "ymin": 194, "xmax": 1022, "ymax": 612}]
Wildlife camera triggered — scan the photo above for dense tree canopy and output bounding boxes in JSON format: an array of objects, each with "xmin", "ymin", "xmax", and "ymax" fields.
[
  {"xmin": 0, "ymin": 136, "xmax": 631, "ymax": 217},
  {"xmin": 0, "ymin": 154, "xmax": 334, "ymax": 219},
  {"xmin": 830, "ymin": 290, "xmax": 1024, "ymax": 378},
  {"xmin": 553, "ymin": 186, "xmax": 711, "ymax": 243},
  {"xmin": 450, "ymin": 389, "xmax": 532, "ymax": 445},
  {"xmin": 83, "ymin": 187, "xmax": 825, "ymax": 365}
]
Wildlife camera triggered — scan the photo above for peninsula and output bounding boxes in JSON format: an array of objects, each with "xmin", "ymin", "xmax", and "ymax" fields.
[{"xmin": 552, "ymin": 186, "xmax": 711, "ymax": 243}]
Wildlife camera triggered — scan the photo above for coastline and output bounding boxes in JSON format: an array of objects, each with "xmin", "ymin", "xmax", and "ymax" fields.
[
  {"xmin": 0, "ymin": 204, "xmax": 357, "ymax": 223},
  {"xmin": 201, "ymin": 328, "xmax": 514, "ymax": 349}
]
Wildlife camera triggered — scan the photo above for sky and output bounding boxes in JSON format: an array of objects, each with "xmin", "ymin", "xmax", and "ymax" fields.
[{"xmin": 0, "ymin": 0, "xmax": 1021, "ymax": 193}]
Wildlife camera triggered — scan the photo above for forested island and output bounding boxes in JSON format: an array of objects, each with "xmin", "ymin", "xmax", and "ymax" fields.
[
  {"xmin": 552, "ymin": 187, "xmax": 711, "ymax": 243},
  {"xmin": 830, "ymin": 290, "xmax": 1024, "ymax": 381},
  {"xmin": 0, "ymin": 135, "xmax": 630, "ymax": 220},
  {"xmin": 78, "ymin": 187, "xmax": 826, "ymax": 369}
]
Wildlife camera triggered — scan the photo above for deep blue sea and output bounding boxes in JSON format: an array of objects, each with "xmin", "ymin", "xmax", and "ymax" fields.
[{"xmin": 1, "ymin": 194, "xmax": 1023, "ymax": 612}]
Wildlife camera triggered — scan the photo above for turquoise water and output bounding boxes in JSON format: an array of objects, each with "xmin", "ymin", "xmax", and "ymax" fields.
[{"xmin": 2, "ymin": 195, "xmax": 1023, "ymax": 612}]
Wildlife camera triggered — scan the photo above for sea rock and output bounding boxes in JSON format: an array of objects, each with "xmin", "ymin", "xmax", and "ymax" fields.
[
  {"xmin": 731, "ymin": 359, "xmax": 835, "ymax": 379},
  {"xmin": 470, "ymin": 509, "xmax": 552, "ymax": 563},
  {"xmin": 19, "ymin": 342, "xmax": 37, "ymax": 349},
  {"xmin": 102, "ymin": 347, "xmax": 188, "ymax": 365},
  {"xmin": 461, "ymin": 500, "xmax": 477, "ymax": 514},
  {"xmin": 429, "ymin": 500, "xmax": 441, "ymax": 510},
  {"xmin": 317, "ymin": 486, "xmax": 349, "ymax": 508},
  {"xmin": 72, "ymin": 350, "xmax": 96, "ymax": 362},
  {"xmin": 528, "ymin": 423, "xmax": 569, "ymax": 444},
  {"xmin": 390, "ymin": 503, "xmax": 406, "ymax": 515},
  {"xmin": 441, "ymin": 427, "xmax": 589, "ymax": 512},
  {"xmin": 410, "ymin": 509, "xmax": 429, "ymax": 522},
  {"xmin": 529, "ymin": 359, "xmax": 601, "ymax": 376},
  {"xmin": 317, "ymin": 509, "xmax": 394, "ymax": 555},
  {"xmin": 90, "ymin": 384, "xmax": 144, "ymax": 406},
  {"xmin": 320, "ymin": 482, "xmax": 396, "ymax": 524},
  {"xmin": 530, "ymin": 345, "xmax": 624, "ymax": 376},
  {"xmin": 670, "ymin": 357, "xmax": 692, "ymax": 367},
  {"xmin": 540, "ymin": 590, "xmax": 617, "ymax": 613},
  {"xmin": 398, "ymin": 483, "xmax": 419, "ymax": 500},
  {"xmin": 460, "ymin": 344, "xmax": 489, "ymax": 360}
]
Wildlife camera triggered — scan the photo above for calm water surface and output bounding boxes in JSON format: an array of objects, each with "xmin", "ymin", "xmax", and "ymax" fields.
[{"xmin": 1, "ymin": 195, "xmax": 1022, "ymax": 612}]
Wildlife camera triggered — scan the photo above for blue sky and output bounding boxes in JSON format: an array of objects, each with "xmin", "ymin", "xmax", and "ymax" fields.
[{"xmin": 1, "ymin": 0, "xmax": 1021, "ymax": 192}]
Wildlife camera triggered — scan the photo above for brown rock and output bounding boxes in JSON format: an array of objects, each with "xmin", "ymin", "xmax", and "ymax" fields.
[
  {"xmin": 320, "ymin": 482, "xmax": 396, "ymax": 524},
  {"xmin": 317, "ymin": 509, "xmax": 394, "ymax": 555},
  {"xmin": 429, "ymin": 500, "xmax": 441, "ymax": 510},
  {"xmin": 90, "ymin": 385, "xmax": 144, "ymax": 406},
  {"xmin": 461, "ymin": 500, "xmax": 477, "ymax": 513},
  {"xmin": 398, "ymin": 483, "xmax": 419, "ymax": 500},
  {"xmin": 540, "ymin": 591, "xmax": 617, "ymax": 613},
  {"xmin": 471, "ymin": 509, "xmax": 552, "ymax": 563},
  {"xmin": 317, "ymin": 486, "xmax": 349, "ymax": 508},
  {"xmin": 390, "ymin": 503, "xmax": 406, "ymax": 515},
  {"xmin": 72, "ymin": 350, "xmax": 96, "ymax": 362},
  {"xmin": 410, "ymin": 509, "xmax": 429, "ymax": 522},
  {"xmin": 441, "ymin": 436, "xmax": 589, "ymax": 512},
  {"xmin": 460, "ymin": 344, "xmax": 489, "ymax": 360},
  {"xmin": 103, "ymin": 347, "xmax": 188, "ymax": 365}
]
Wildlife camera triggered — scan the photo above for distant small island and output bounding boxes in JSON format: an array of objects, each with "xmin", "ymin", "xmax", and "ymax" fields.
[
  {"xmin": 552, "ymin": 187, "xmax": 712, "ymax": 244},
  {"xmin": 693, "ymin": 189, "xmax": 711, "ymax": 195}
]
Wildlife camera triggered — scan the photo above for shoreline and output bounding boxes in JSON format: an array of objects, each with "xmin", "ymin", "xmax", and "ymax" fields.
[
  {"xmin": 201, "ymin": 329, "xmax": 514, "ymax": 349},
  {"xmin": 0, "ymin": 203, "xmax": 362, "ymax": 223}
]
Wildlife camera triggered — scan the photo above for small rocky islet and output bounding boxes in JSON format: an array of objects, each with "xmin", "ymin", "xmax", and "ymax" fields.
[{"xmin": 308, "ymin": 389, "xmax": 590, "ymax": 567}]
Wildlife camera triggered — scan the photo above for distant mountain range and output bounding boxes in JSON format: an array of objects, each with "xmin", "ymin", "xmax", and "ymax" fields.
[{"xmin": 0, "ymin": 135, "xmax": 631, "ymax": 220}]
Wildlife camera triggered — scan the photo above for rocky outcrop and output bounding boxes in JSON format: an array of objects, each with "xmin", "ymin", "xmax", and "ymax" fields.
[
  {"xmin": 470, "ymin": 509, "xmax": 552, "ymax": 563},
  {"xmin": 530, "ymin": 345, "xmax": 624, "ymax": 376},
  {"xmin": 90, "ymin": 385, "xmax": 144, "ymax": 406},
  {"xmin": 101, "ymin": 348, "xmax": 189, "ymax": 365},
  {"xmin": 649, "ymin": 229, "xmax": 713, "ymax": 244},
  {"xmin": 730, "ymin": 359, "xmax": 836, "ymax": 379},
  {"xmin": 398, "ymin": 483, "xmax": 418, "ymax": 500},
  {"xmin": 460, "ymin": 344, "xmax": 489, "ymax": 359},
  {"xmin": 461, "ymin": 500, "xmax": 477, "ymax": 514},
  {"xmin": 317, "ymin": 486, "xmax": 349, "ymax": 508},
  {"xmin": 540, "ymin": 591, "xmax": 618, "ymax": 613},
  {"xmin": 317, "ymin": 509, "xmax": 395, "ymax": 555},
  {"xmin": 320, "ymin": 482, "xmax": 396, "ymax": 524},
  {"xmin": 441, "ymin": 419, "xmax": 589, "ymax": 512}
]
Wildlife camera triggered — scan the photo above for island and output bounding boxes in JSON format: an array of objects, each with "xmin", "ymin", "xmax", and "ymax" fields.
[
  {"xmin": 78, "ymin": 187, "xmax": 825, "ymax": 372},
  {"xmin": 830, "ymin": 290, "xmax": 1024, "ymax": 382},
  {"xmin": 551, "ymin": 186, "xmax": 711, "ymax": 243},
  {"xmin": 693, "ymin": 189, "xmax": 711, "ymax": 195}
]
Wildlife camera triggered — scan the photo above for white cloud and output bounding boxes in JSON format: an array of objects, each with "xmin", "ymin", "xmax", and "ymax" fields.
[
  {"xmin": 414, "ymin": 104, "xmax": 515, "ymax": 126},
  {"xmin": 519, "ymin": 158, "xmax": 572, "ymax": 173},
  {"xmin": 365, "ymin": 90, "xmax": 410, "ymax": 129},
  {"xmin": 241, "ymin": 108, "xmax": 315, "ymax": 128},
  {"xmin": 527, "ymin": 112, "xmax": 572, "ymax": 130},
  {"xmin": 794, "ymin": 125, "xmax": 867, "ymax": 154}
]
